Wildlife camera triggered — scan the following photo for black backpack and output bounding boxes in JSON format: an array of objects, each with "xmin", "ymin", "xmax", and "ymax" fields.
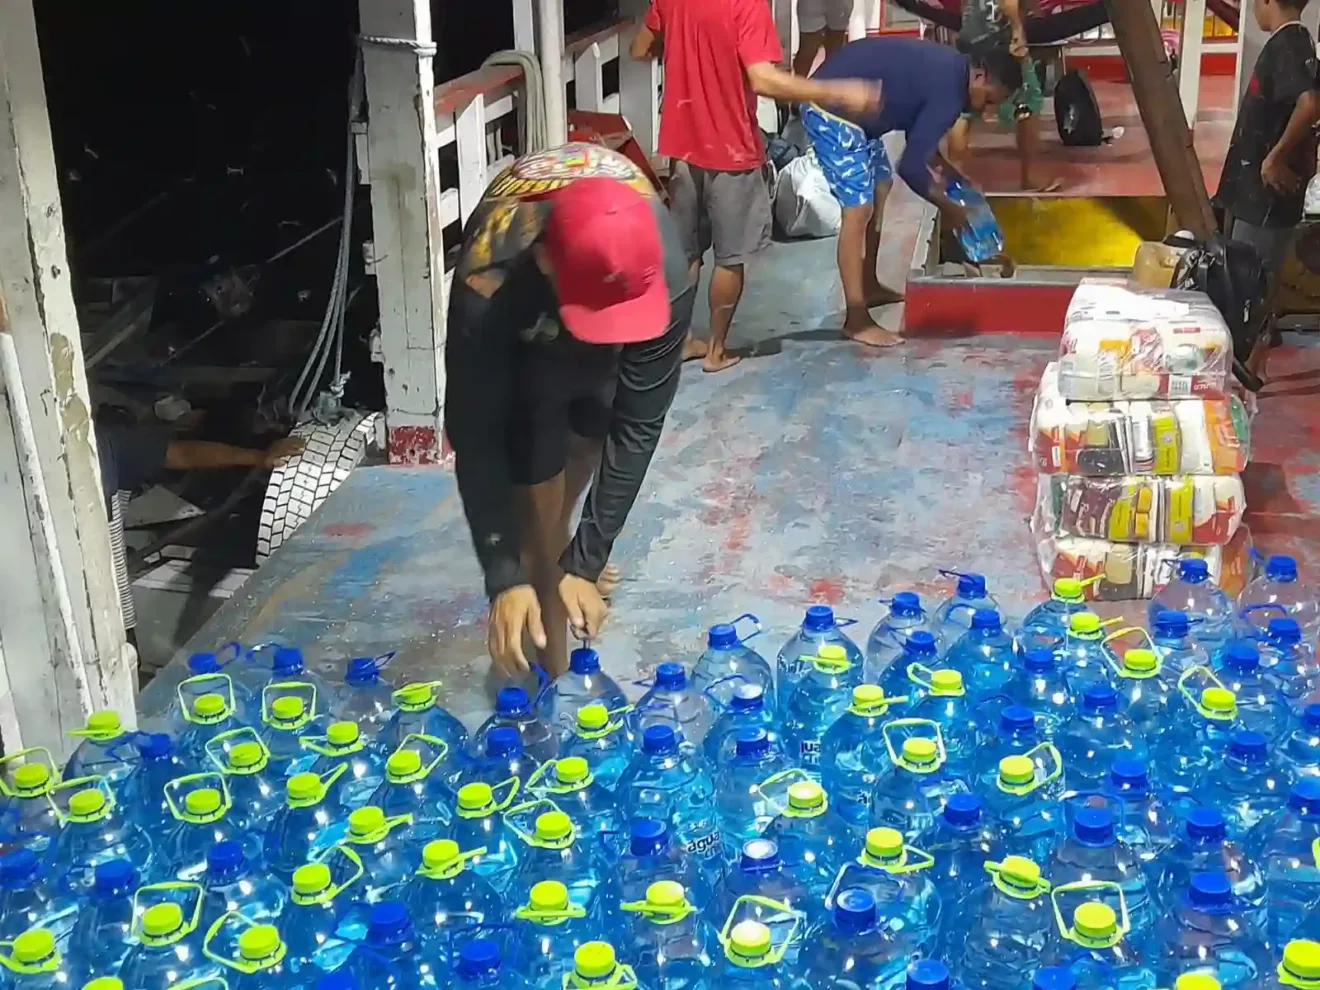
[
  {"xmin": 1168, "ymin": 231, "xmax": 1268, "ymax": 391},
  {"xmin": 1055, "ymin": 69, "xmax": 1103, "ymax": 147}
]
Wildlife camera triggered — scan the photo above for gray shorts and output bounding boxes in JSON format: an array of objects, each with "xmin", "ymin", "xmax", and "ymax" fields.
[
  {"xmin": 668, "ymin": 160, "xmax": 773, "ymax": 268},
  {"xmin": 1230, "ymin": 218, "xmax": 1294, "ymax": 278}
]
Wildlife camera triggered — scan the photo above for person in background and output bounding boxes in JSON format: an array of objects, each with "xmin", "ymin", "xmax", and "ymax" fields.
[
  {"xmin": 794, "ymin": 0, "xmax": 855, "ymax": 77},
  {"xmin": 1217, "ymin": 0, "xmax": 1320, "ymax": 379},
  {"xmin": 630, "ymin": 0, "xmax": 880, "ymax": 373},
  {"xmin": 445, "ymin": 144, "xmax": 694, "ymax": 678},
  {"xmin": 946, "ymin": 0, "xmax": 1060, "ymax": 193},
  {"xmin": 804, "ymin": 37, "xmax": 1020, "ymax": 344}
]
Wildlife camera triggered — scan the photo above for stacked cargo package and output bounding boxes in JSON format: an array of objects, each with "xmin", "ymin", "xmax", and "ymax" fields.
[{"xmin": 1029, "ymin": 278, "xmax": 1254, "ymax": 601}]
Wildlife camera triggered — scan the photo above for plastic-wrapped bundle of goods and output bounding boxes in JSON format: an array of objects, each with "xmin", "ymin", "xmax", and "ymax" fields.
[
  {"xmin": 1035, "ymin": 528, "xmax": 1252, "ymax": 601},
  {"xmin": 1057, "ymin": 279, "xmax": 1232, "ymax": 400},
  {"xmin": 1035, "ymin": 474, "xmax": 1246, "ymax": 545}
]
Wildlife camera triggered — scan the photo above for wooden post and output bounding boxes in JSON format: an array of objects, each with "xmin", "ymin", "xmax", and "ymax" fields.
[
  {"xmin": 1179, "ymin": 0, "xmax": 1207, "ymax": 126},
  {"xmin": 0, "ymin": 0, "xmax": 136, "ymax": 757},
  {"xmin": 359, "ymin": 0, "xmax": 448, "ymax": 464},
  {"xmin": 575, "ymin": 42, "xmax": 606, "ymax": 113},
  {"xmin": 1104, "ymin": 0, "xmax": 1216, "ymax": 238}
]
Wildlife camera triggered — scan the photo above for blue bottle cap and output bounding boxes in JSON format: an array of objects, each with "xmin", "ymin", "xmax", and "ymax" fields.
[
  {"xmin": 629, "ymin": 818, "xmax": 669, "ymax": 856},
  {"xmin": 1073, "ymin": 807, "xmax": 1115, "ymax": 846},
  {"xmin": 729, "ymin": 684, "xmax": 765, "ymax": 711},
  {"xmin": 93, "ymin": 859, "xmax": 138, "ymax": 895},
  {"xmin": 1266, "ymin": 554, "xmax": 1299, "ymax": 582},
  {"xmin": 735, "ymin": 728, "xmax": 771, "ymax": 757},
  {"xmin": 943, "ymin": 792, "xmax": 983, "ymax": 827},
  {"xmin": 345, "ymin": 656, "xmax": 381, "ymax": 684},
  {"xmin": 971, "ymin": 608, "xmax": 1001, "ymax": 632},
  {"xmin": 1269, "ymin": 617, "xmax": 1302, "ymax": 644},
  {"xmin": 137, "ymin": 732, "xmax": 173, "ymax": 761},
  {"xmin": 317, "ymin": 973, "xmax": 360, "ymax": 990},
  {"xmin": 569, "ymin": 648, "xmax": 600, "ymax": 674},
  {"xmin": 1110, "ymin": 759, "xmax": 1149, "ymax": 793},
  {"xmin": 0, "ymin": 849, "xmax": 38, "ymax": 884},
  {"xmin": 890, "ymin": 592, "xmax": 922, "ymax": 617},
  {"xmin": 707, "ymin": 623, "xmax": 738, "ymax": 649},
  {"xmin": 1185, "ymin": 807, "xmax": 1228, "ymax": 842},
  {"xmin": 1222, "ymin": 640, "xmax": 1260, "ymax": 673},
  {"xmin": 272, "ymin": 646, "xmax": 305, "ymax": 675},
  {"xmin": 485, "ymin": 726, "xmax": 523, "ymax": 758},
  {"xmin": 1032, "ymin": 967, "xmax": 1077, "ymax": 990},
  {"xmin": 1288, "ymin": 778, "xmax": 1320, "ymax": 817},
  {"xmin": 906, "ymin": 631, "xmax": 938, "ymax": 656},
  {"xmin": 1082, "ymin": 684, "xmax": 1119, "ymax": 713},
  {"xmin": 1230, "ymin": 730, "xmax": 1268, "ymax": 763},
  {"xmin": 642, "ymin": 724, "xmax": 678, "ymax": 754},
  {"xmin": 803, "ymin": 605, "xmax": 836, "ymax": 632},
  {"xmin": 1153, "ymin": 609, "xmax": 1191, "ymax": 637},
  {"xmin": 1179, "ymin": 558, "xmax": 1210, "ymax": 583},
  {"xmin": 366, "ymin": 901, "xmax": 411, "ymax": 944},
  {"xmin": 1188, "ymin": 871, "xmax": 1233, "ymax": 910},
  {"xmin": 1000, "ymin": 706, "xmax": 1036, "ymax": 734},
  {"xmin": 908, "ymin": 959, "xmax": 952, "ymax": 990},
  {"xmin": 739, "ymin": 838, "xmax": 780, "ymax": 872},
  {"xmin": 457, "ymin": 939, "xmax": 501, "ymax": 979},
  {"xmin": 655, "ymin": 662, "xmax": 687, "ymax": 690},
  {"xmin": 206, "ymin": 840, "xmax": 246, "ymax": 877},
  {"xmin": 187, "ymin": 652, "xmax": 221, "ymax": 675},
  {"xmin": 955, "ymin": 573, "xmax": 988, "ymax": 599},
  {"xmin": 1023, "ymin": 648, "xmax": 1056, "ymax": 672},
  {"xmin": 1304, "ymin": 703, "xmax": 1320, "ymax": 731},
  {"xmin": 833, "ymin": 887, "xmax": 878, "ymax": 933},
  {"xmin": 495, "ymin": 686, "xmax": 532, "ymax": 717}
]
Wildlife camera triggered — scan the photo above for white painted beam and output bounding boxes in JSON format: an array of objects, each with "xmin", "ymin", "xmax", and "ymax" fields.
[
  {"xmin": 538, "ymin": 0, "xmax": 568, "ymax": 144},
  {"xmin": 1179, "ymin": 0, "xmax": 1207, "ymax": 126}
]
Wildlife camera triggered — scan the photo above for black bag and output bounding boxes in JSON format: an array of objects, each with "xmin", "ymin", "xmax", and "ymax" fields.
[
  {"xmin": 1168, "ymin": 231, "xmax": 1269, "ymax": 391},
  {"xmin": 1055, "ymin": 69, "xmax": 1103, "ymax": 147}
]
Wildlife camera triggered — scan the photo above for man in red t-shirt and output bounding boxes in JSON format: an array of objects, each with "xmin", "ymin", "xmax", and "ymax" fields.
[{"xmin": 631, "ymin": 0, "xmax": 879, "ymax": 371}]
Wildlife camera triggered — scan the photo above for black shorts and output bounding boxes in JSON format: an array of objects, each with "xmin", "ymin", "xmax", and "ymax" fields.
[{"xmin": 506, "ymin": 334, "xmax": 620, "ymax": 487}]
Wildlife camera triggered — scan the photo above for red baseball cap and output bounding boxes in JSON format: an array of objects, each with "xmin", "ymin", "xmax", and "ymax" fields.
[{"xmin": 542, "ymin": 177, "xmax": 671, "ymax": 345}]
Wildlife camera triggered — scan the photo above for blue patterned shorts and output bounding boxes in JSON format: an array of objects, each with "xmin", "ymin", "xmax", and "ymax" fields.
[{"xmin": 800, "ymin": 103, "xmax": 893, "ymax": 209}]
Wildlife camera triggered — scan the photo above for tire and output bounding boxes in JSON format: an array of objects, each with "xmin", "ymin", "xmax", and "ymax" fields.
[
  {"xmin": 256, "ymin": 411, "xmax": 383, "ymax": 563},
  {"xmin": 886, "ymin": 0, "xmax": 1113, "ymax": 45}
]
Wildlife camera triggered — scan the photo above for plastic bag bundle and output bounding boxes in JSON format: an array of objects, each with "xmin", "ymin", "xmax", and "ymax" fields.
[
  {"xmin": 1036, "ymin": 528, "xmax": 1252, "ymax": 602},
  {"xmin": 1035, "ymin": 474, "xmax": 1246, "ymax": 546}
]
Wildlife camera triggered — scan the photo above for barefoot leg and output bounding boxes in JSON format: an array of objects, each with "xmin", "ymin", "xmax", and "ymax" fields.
[
  {"xmin": 862, "ymin": 179, "xmax": 904, "ymax": 305},
  {"xmin": 703, "ymin": 264, "xmax": 744, "ymax": 373}
]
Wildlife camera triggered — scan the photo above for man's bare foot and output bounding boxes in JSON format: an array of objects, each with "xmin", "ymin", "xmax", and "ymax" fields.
[
  {"xmin": 864, "ymin": 284, "xmax": 905, "ymax": 307},
  {"xmin": 843, "ymin": 315, "xmax": 903, "ymax": 347},
  {"xmin": 1023, "ymin": 175, "xmax": 1064, "ymax": 194},
  {"xmin": 596, "ymin": 563, "xmax": 621, "ymax": 598},
  {"xmin": 682, "ymin": 335, "xmax": 709, "ymax": 362},
  {"xmin": 702, "ymin": 348, "xmax": 742, "ymax": 373}
]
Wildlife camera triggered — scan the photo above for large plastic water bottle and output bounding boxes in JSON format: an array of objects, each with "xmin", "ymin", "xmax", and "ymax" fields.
[
  {"xmin": 1216, "ymin": 640, "xmax": 1289, "ymax": 741},
  {"xmin": 1151, "ymin": 558, "xmax": 1235, "ymax": 651},
  {"xmin": 869, "ymin": 723, "xmax": 965, "ymax": 842},
  {"xmin": 821, "ymin": 685, "xmax": 907, "ymax": 833},
  {"xmin": 926, "ymin": 794, "xmax": 1004, "ymax": 907},
  {"xmin": 558, "ymin": 942, "xmax": 638, "ymax": 990},
  {"xmin": 880, "ymin": 632, "xmax": 941, "ymax": 707},
  {"xmin": 209, "ymin": 922, "xmax": 295, "ymax": 990},
  {"xmin": 979, "ymin": 706, "xmax": 1049, "ymax": 777},
  {"xmin": 911, "ymin": 668, "xmax": 984, "ymax": 781},
  {"xmin": 1151, "ymin": 610, "xmax": 1211, "ymax": 676},
  {"xmin": 713, "ymin": 919, "xmax": 792, "ymax": 988},
  {"xmin": 1282, "ymin": 703, "xmax": 1320, "ymax": 779},
  {"xmin": 0, "ymin": 849, "xmax": 76, "ymax": 942},
  {"xmin": 263, "ymin": 770, "xmax": 349, "ymax": 883},
  {"xmin": 982, "ymin": 748, "xmax": 1067, "ymax": 866},
  {"xmin": 957, "ymin": 855, "xmax": 1056, "ymax": 989},
  {"xmin": 1257, "ymin": 778, "xmax": 1320, "ymax": 948},
  {"xmin": 120, "ymin": 892, "xmax": 224, "ymax": 990},
  {"xmin": 1059, "ymin": 614, "xmax": 1117, "ymax": 694},
  {"xmin": 559, "ymin": 703, "xmax": 634, "ymax": 791},
  {"xmin": 1154, "ymin": 807, "xmax": 1266, "ymax": 923},
  {"xmin": 49, "ymin": 778, "xmax": 155, "ymax": 893},
  {"xmin": 200, "ymin": 839, "xmax": 287, "ymax": 927},
  {"xmin": 511, "ymin": 879, "xmax": 596, "ymax": 988},
  {"xmin": 782, "ymin": 644, "xmax": 863, "ymax": 772},
  {"xmin": 304, "ymin": 721, "xmax": 388, "ymax": 812},
  {"xmin": 934, "ymin": 570, "xmax": 999, "ymax": 641},
  {"xmin": 712, "ymin": 729, "xmax": 791, "ymax": 855},
  {"xmin": 1161, "ymin": 668, "xmax": 1241, "ymax": 795},
  {"xmin": 1259, "ymin": 617, "xmax": 1320, "ymax": 706},
  {"xmin": 398, "ymin": 838, "xmax": 502, "ymax": 950},
  {"xmin": 907, "ymin": 959, "xmax": 969, "ymax": 990},
  {"xmin": 475, "ymin": 686, "xmax": 559, "ymax": 765},
  {"xmin": 692, "ymin": 616, "xmax": 776, "ymax": 714},
  {"xmin": 615, "ymin": 724, "xmax": 723, "ymax": 878},
  {"xmin": 538, "ymin": 647, "xmax": 629, "ymax": 731},
  {"xmin": 1048, "ymin": 807, "xmax": 1154, "ymax": 940},
  {"xmin": 281, "ymin": 856, "xmax": 361, "ymax": 977},
  {"xmin": 1203, "ymin": 730, "xmax": 1289, "ymax": 836},
  {"xmin": 1010, "ymin": 650, "xmax": 1076, "ymax": 740},
  {"xmin": 471, "ymin": 726, "xmax": 537, "ymax": 787},
  {"xmin": 450, "ymin": 781, "xmax": 521, "ymax": 895},
  {"xmin": 775, "ymin": 606, "xmax": 864, "ymax": 713},
  {"xmin": 163, "ymin": 774, "xmax": 261, "ymax": 880},
  {"xmin": 378, "ymin": 681, "xmax": 469, "ymax": 783},
  {"xmin": 762, "ymin": 779, "xmax": 847, "ymax": 898},
  {"xmin": 1148, "ymin": 871, "xmax": 1273, "ymax": 990},
  {"xmin": 118, "ymin": 733, "xmax": 192, "ymax": 826},
  {"xmin": 0, "ymin": 756, "xmax": 61, "ymax": 847},
  {"xmin": 716, "ymin": 838, "xmax": 820, "ymax": 941},
  {"xmin": 609, "ymin": 818, "xmax": 711, "ymax": 917},
  {"xmin": 1020, "ymin": 578, "xmax": 1094, "ymax": 653},
  {"xmin": 524, "ymin": 756, "xmax": 623, "ymax": 848},
  {"xmin": 263, "ymin": 645, "xmax": 335, "ymax": 708},
  {"xmin": 451, "ymin": 939, "xmax": 527, "ymax": 990},
  {"xmin": 797, "ymin": 887, "xmax": 910, "ymax": 990},
  {"xmin": 1274, "ymin": 943, "xmax": 1320, "ymax": 990},
  {"xmin": 1059, "ymin": 685, "xmax": 1141, "ymax": 789},
  {"xmin": 704, "ymin": 684, "xmax": 782, "ymax": 765},
  {"xmin": 63, "ymin": 711, "xmax": 138, "ymax": 784},
  {"xmin": 346, "ymin": 901, "xmax": 432, "ymax": 989},
  {"xmin": 1105, "ymin": 646, "xmax": 1174, "ymax": 744},
  {"xmin": 335, "ymin": 653, "xmax": 399, "ymax": 730},
  {"xmin": 64, "ymin": 860, "xmax": 138, "ymax": 980},
  {"xmin": 1043, "ymin": 896, "xmax": 1156, "ymax": 990},
  {"xmin": 619, "ymin": 880, "xmax": 718, "ymax": 990},
  {"xmin": 828, "ymin": 827, "xmax": 943, "ymax": 957},
  {"xmin": 945, "ymin": 610, "xmax": 1017, "ymax": 702},
  {"xmin": 1104, "ymin": 760, "xmax": 1175, "ymax": 866},
  {"xmin": 338, "ymin": 805, "xmax": 419, "ymax": 901},
  {"xmin": 0, "ymin": 929, "xmax": 74, "ymax": 990},
  {"xmin": 175, "ymin": 676, "xmax": 247, "ymax": 765},
  {"xmin": 507, "ymin": 807, "xmax": 603, "ymax": 916},
  {"xmin": 867, "ymin": 593, "xmax": 941, "ymax": 682},
  {"xmin": 1240, "ymin": 554, "xmax": 1320, "ymax": 633},
  {"xmin": 633, "ymin": 662, "xmax": 716, "ymax": 746},
  {"xmin": 209, "ymin": 734, "xmax": 284, "ymax": 830}
]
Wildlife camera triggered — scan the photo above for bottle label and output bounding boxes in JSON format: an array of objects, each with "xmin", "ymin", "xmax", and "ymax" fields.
[
  {"xmin": 684, "ymin": 828, "xmax": 722, "ymax": 859},
  {"xmin": 799, "ymin": 739, "xmax": 821, "ymax": 766}
]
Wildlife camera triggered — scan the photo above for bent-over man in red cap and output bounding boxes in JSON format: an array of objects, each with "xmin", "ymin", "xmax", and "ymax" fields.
[{"xmin": 445, "ymin": 142, "xmax": 693, "ymax": 679}]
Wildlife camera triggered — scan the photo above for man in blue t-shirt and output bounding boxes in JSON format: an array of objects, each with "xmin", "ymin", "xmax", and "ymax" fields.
[{"xmin": 803, "ymin": 37, "xmax": 1020, "ymax": 345}]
